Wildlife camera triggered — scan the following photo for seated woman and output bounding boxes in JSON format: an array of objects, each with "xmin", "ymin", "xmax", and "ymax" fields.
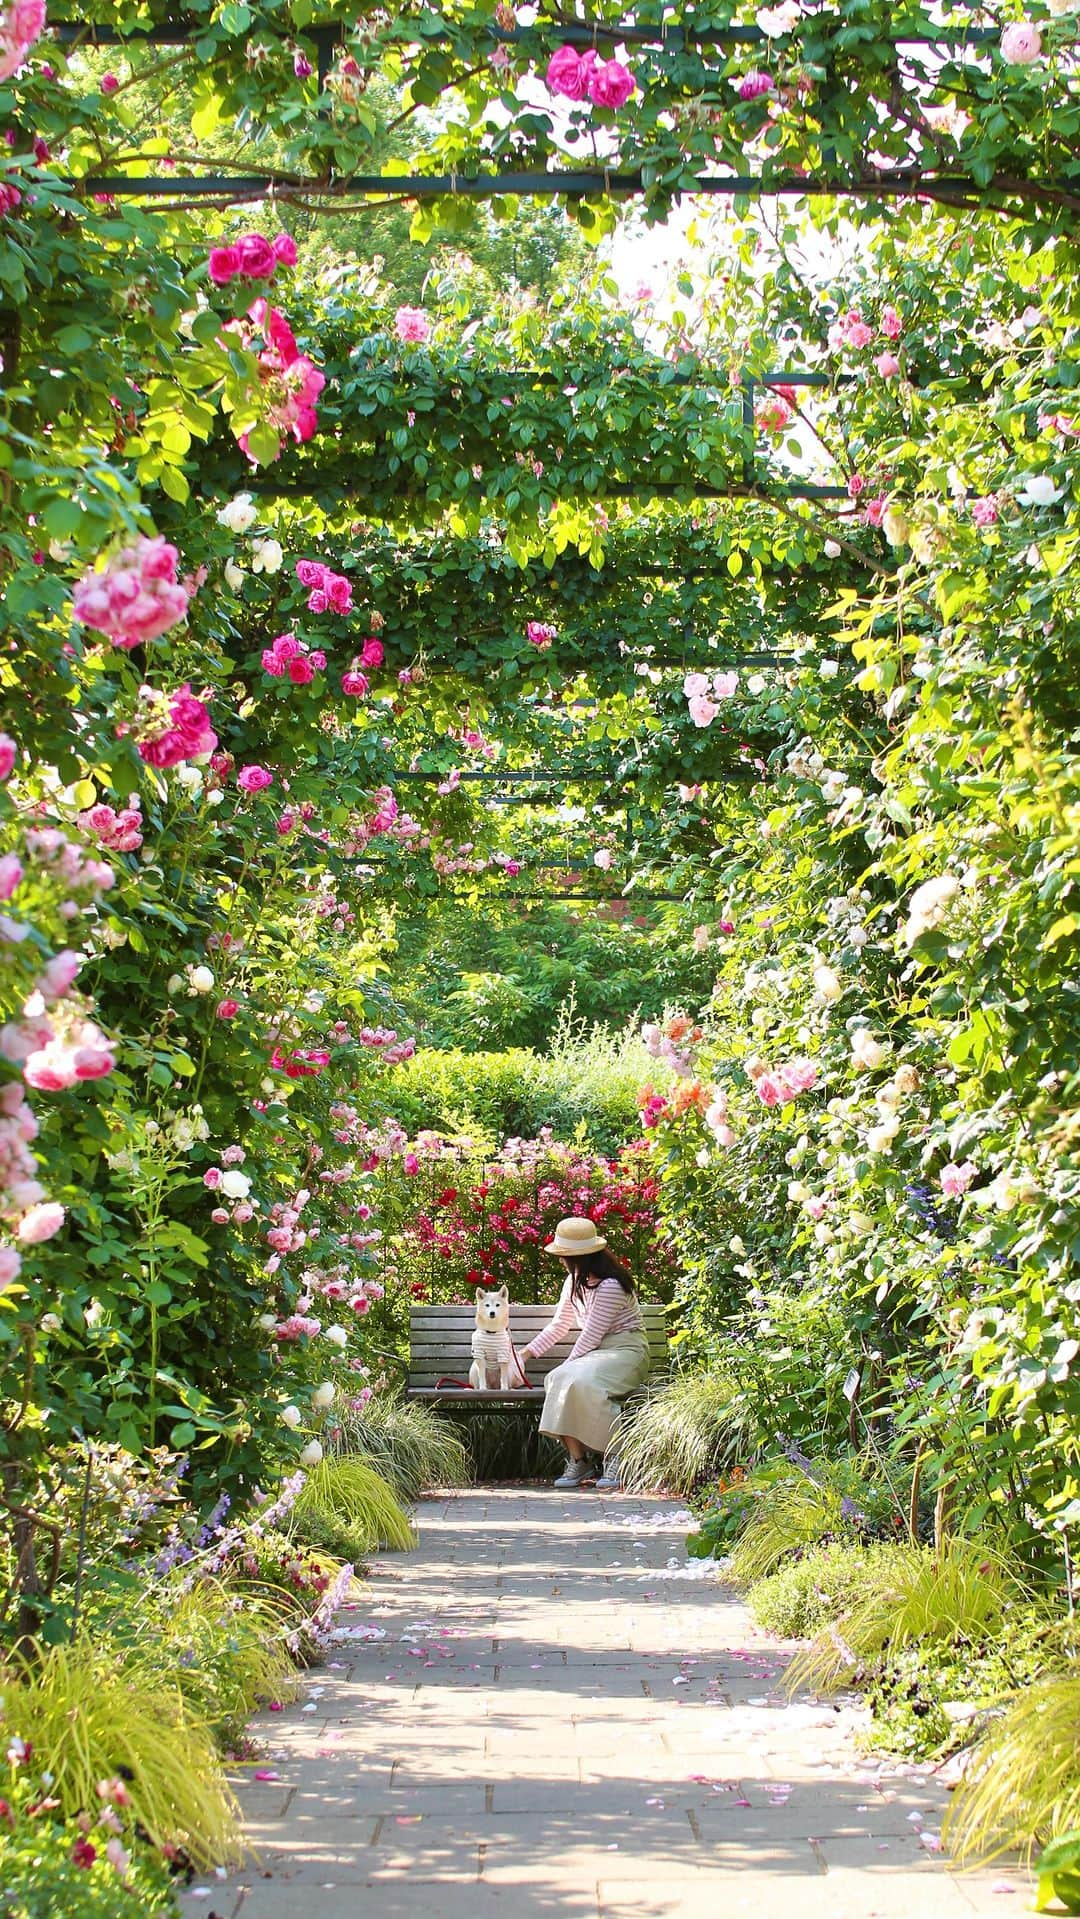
[{"xmin": 518, "ymin": 1216, "xmax": 650, "ymax": 1491}]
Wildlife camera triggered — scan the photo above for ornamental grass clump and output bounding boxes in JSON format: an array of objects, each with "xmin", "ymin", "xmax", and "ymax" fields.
[
  {"xmin": 747, "ymin": 1540, "xmax": 872, "ymax": 1639},
  {"xmin": 331, "ymin": 1393, "xmax": 468, "ymax": 1498},
  {"xmin": 944, "ymin": 1673, "xmax": 1080, "ymax": 1863},
  {"xmin": 3, "ymin": 1643, "xmax": 242, "ymax": 1866},
  {"xmin": 126, "ymin": 1580, "xmax": 301, "ymax": 1746},
  {"xmin": 613, "ymin": 1370, "xmax": 756, "ymax": 1496},
  {"xmin": 785, "ymin": 1538, "xmax": 1029, "ymax": 1696},
  {"xmin": 290, "ymin": 1455, "xmax": 415, "ymax": 1559}
]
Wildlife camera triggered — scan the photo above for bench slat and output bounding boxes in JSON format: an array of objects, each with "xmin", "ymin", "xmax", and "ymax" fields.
[{"xmin": 405, "ymin": 1299, "xmax": 669, "ymax": 1403}]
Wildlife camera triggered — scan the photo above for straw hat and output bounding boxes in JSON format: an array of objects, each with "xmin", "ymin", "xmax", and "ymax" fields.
[{"xmin": 545, "ymin": 1216, "xmax": 607, "ymax": 1258}]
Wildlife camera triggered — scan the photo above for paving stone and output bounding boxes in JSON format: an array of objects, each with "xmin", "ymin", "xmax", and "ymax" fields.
[{"xmin": 221, "ymin": 1489, "xmax": 1021, "ymax": 1919}]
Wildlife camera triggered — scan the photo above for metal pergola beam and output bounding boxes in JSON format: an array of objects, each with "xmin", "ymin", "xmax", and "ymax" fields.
[
  {"xmin": 54, "ymin": 16, "xmax": 1001, "ymax": 49},
  {"xmin": 75, "ymin": 168, "xmax": 995, "ymax": 207}
]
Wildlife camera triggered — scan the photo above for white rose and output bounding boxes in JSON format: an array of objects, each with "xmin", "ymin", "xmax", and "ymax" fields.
[
  {"xmin": 220, "ymin": 1170, "xmax": 251, "ymax": 1199},
  {"xmin": 747, "ymin": 674, "xmax": 767, "ymax": 695},
  {"xmin": 1015, "ymin": 474, "xmax": 1061, "ymax": 508},
  {"xmin": 819, "ymin": 660, "xmax": 839, "ymax": 680},
  {"xmin": 324, "ymin": 1325, "xmax": 348, "ymax": 1348},
  {"xmin": 166, "ymin": 974, "xmax": 183, "ymax": 995},
  {"xmin": 176, "ymin": 764, "xmax": 203, "ymax": 791},
  {"xmin": 729, "ymin": 1236, "xmax": 747, "ymax": 1256},
  {"xmin": 823, "ymin": 539, "xmax": 842, "ymax": 558},
  {"xmin": 882, "ymin": 506, "xmax": 911, "ymax": 548},
  {"xmin": 298, "ymin": 1439, "xmax": 324, "ymax": 1467},
  {"xmin": 188, "ymin": 965, "xmax": 214, "ymax": 994},
  {"xmin": 251, "ymin": 537, "xmax": 284, "ymax": 575},
  {"xmin": 206, "ymin": 788, "xmax": 224, "ymax": 807},
  {"xmin": 312, "ymin": 1381, "xmax": 335, "ymax": 1409},
  {"xmin": 813, "ymin": 964, "xmax": 842, "ymax": 1003},
  {"xmin": 281, "ymin": 1404, "xmax": 302, "ymax": 1429},
  {"xmin": 224, "ymin": 558, "xmax": 246, "ymax": 591},
  {"xmin": 258, "ymin": 1313, "xmax": 278, "ymax": 1331},
  {"xmin": 217, "ymin": 493, "xmax": 257, "ymax": 534},
  {"xmin": 851, "ymin": 1029, "xmax": 886, "ymax": 1071}
]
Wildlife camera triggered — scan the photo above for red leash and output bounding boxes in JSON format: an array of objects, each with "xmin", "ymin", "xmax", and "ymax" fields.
[{"xmin": 436, "ymin": 1337, "xmax": 538, "ymax": 1393}]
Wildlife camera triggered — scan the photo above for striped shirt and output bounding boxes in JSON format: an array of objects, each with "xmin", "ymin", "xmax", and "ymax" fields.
[{"xmin": 529, "ymin": 1274, "xmax": 643, "ymax": 1363}]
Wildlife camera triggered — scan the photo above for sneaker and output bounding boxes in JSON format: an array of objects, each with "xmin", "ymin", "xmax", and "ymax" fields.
[
  {"xmin": 553, "ymin": 1456, "xmax": 596, "ymax": 1490},
  {"xmin": 594, "ymin": 1467, "xmax": 622, "ymax": 1493}
]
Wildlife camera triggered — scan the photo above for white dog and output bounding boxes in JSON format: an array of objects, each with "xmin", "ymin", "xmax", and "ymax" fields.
[{"xmin": 469, "ymin": 1285, "xmax": 515, "ymax": 1391}]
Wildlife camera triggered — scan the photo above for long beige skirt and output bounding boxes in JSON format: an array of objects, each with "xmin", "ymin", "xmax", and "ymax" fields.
[{"xmin": 538, "ymin": 1329, "xmax": 651, "ymax": 1455}]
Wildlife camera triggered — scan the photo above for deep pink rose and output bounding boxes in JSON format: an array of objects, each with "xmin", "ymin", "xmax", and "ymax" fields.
[
  {"xmin": 545, "ymin": 44, "xmax": 588, "ymax": 99},
  {"xmin": 0, "ymin": 735, "xmax": 15, "ymax": 781},
  {"xmin": 208, "ymin": 245, "xmax": 240, "ymax": 286},
  {"xmin": 272, "ymin": 232, "xmax": 298, "ymax": 267},
  {"xmin": 287, "ymin": 656, "xmax": 315, "ymax": 685},
  {"xmin": 216, "ymin": 999, "xmax": 240, "ymax": 1019},
  {"xmin": 587, "ymin": 57, "xmax": 636, "ymax": 108},
  {"xmin": 0, "ymin": 855, "xmax": 21, "ymax": 900},
  {"xmin": 237, "ymin": 764, "xmax": 273, "ymax": 793},
  {"xmin": 73, "ymin": 1046, "xmax": 116, "ymax": 1080},
  {"xmin": 361, "ymin": 637, "xmax": 384, "ymax": 668},
  {"xmin": 739, "ymin": 69, "xmax": 774, "ymax": 100},
  {"xmin": 237, "ymin": 232, "xmax": 278, "ymax": 279},
  {"xmin": 341, "ymin": 671, "xmax": 369, "ymax": 696},
  {"xmin": 295, "ymin": 559, "xmax": 327, "ymax": 587}
]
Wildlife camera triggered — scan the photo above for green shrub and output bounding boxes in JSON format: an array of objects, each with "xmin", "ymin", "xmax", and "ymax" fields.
[
  {"xmin": 747, "ymin": 1541, "xmax": 872, "ymax": 1639},
  {"xmin": 0, "ymin": 1785, "xmax": 176, "ymax": 1919},
  {"xmin": 729, "ymin": 1451, "xmax": 907, "ymax": 1586},
  {"xmin": 613, "ymin": 1371, "xmax": 756, "ymax": 1496},
  {"xmin": 332, "ymin": 1395, "xmax": 469, "ymax": 1497},
  {"xmin": 290, "ymin": 1456, "xmax": 415, "ymax": 1559}
]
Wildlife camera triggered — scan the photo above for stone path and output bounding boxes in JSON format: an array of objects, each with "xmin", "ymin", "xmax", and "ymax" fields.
[{"xmin": 189, "ymin": 1489, "xmax": 1027, "ymax": 1919}]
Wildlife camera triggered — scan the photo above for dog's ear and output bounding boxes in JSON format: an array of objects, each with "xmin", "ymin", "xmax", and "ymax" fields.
[{"xmin": 497, "ymin": 1285, "xmax": 509, "ymax": 1302}]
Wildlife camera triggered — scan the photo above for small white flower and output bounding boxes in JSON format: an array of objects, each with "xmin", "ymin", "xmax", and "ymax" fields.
[
  {"xmin": 166, "ymin": 974, "xmax": 183, "ymax": 995},
  {"xmin": 823, "ymin": 539, "xmax": 842, "ymax": 558},
  {"xmin": 819, "ymin": 659, "xmax": 839, "ymax": 679},
  {"xmin": 298, "ymin": 1439, "xmax": 324, "ymax": 1467},
  {"xmin": 188, "ymin": 965, "xmax": 214, "ymax": 994},
  {"xmin": 851, "ymin": 1029, "xmax": 887, "ymax": 1071},
  {"xmin": 206, "ymin": 788, "xmax": 224, "ymax": 807},
  {"xmin": 747, "ymin": 673, "xmax": 767, "ymax": 695},
  {"xmin": 1015, "ymin": 474, "xmax": 1062, "ymax": 508},
  {"xmin": 258, "ymin": 1313, "xmax": 278, "ymax": 1331},
  {"xmin": 324, "ymin": 1324, "xmax": 348, "ymax": 1347},
  {"xmin": 281, "ymin": 1404, "xmax": 302, "ymax": 1429},
  {"xmin": 176, "ymin": 764, "xmax": 203, "ymax": 791},
  {"xmin": 220, "ymin": 1169, "xmax": 251, "ymax": 1200},
  {"xmin": 218, "ymin": 492, "xmax": 258, "ymax": 534},
  {"xmin": 224, "ymin": 558, "xmax": 246, "ymax": 591},
  {"xmin": 813, "ymin": 963, "xmax": 843, "ymax": 1003},
  {"xmin": 312, "ymin": 1381, "xmax": 336, "ymax": 1409}
]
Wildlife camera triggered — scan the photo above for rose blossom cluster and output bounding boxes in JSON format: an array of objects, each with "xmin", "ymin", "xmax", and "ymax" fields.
[
  {"xmin": 358, "ymin": 1026, "xmax": 416, "ymax": 1066},
  {"xmin": 20, "ymin": 825, "xmax": 114, "ymax": 897},
  {"xmin": 233, "ymin": 300, "xmax": 325, "ymax": 461},
  {"xmin": 745, "ymin": 1054, "xmax": 819, "ymax": 1106},
  {"xmin": 642, "ymin": 1014, "xmax": 703, "ymax": 1079},
  {"xmin": 73, "ymin": 537, "xmax": 190, "ymax": 649},
  {"xmin": 0, "ymin": 1077, "xmax": 65, "ymax": 1280},
  {"xmin": 77, "ymin": 795, "xmax": 144, "ymax": 853},
  {"xmin": 545, "ymin": 44, "xmax": 636, "ymax": 107},
  {"xmin": 208, "ymin": 231, "xmax": 297, "ymax": 286},
  {"xmin": 637, "ymin": 1087, "xmax": 670, "ymax": 1130},
  {"xmin": 134, "ymin": 684, "xmax": 217, "ymax": 769},
  {"xmin": 261, "ymin": 632, "xmax": 326, "ymax": 685},
  {"xmin": 526, "ymin": 621, "xmax": 556, "ymax": 649},
  {"xmin": 684, "ymin": 668, "xmax": 739, "ymax": 728},
  {"xmin": 295, "ymin": 558, "xmax": 353, "ymax": 615},
  {"xmin": 270, "ymin": 1045, "xmax": 332, "ymax": 1078},
  {"xmin": 755, "ymin": 388, "xmax": 796, "ymax": 434},
  {"xmin": 828, "ymin": 303, "xmax": 903, "ymax": 376},
  {"xmin": 0, "ymin": 0, "xmax": 46, "ymax": 82}
]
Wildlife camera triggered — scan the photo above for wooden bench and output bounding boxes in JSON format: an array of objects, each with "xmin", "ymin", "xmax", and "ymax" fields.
[{"xmin": 406, "ymin": 1301, "xmax": 668, "ymax": 1409}]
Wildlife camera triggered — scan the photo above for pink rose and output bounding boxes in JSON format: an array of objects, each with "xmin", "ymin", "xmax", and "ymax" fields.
[
  {"xmin": 40, "ymin": 950, "xmax": 82, "ymax": 1000},
  {"xmin": 216, "ymin": 999, "xmax": 239, "ymax": 1019},
  {"xmin": 237, "ymin": 764, "xmax": 273, "ymax": 793},
  {"xmin": 875, "ymin": 351, "xmax": 900, "ymax": 379},
  {"xmin": 738, "ymin": 69, "xmax": 775, "ymax": 100},
  {"xmin": 208, "ymin": 245, "xmax": 240, "ymax": 286},
  {"xmin": 341, "ymin": 671, "xmax": 369, "ymax": 696},
  {"xmin": 272, "ymin": 232, "xmax": 298, "ymax": 266},
  {"xmin": 545, "ymin": 44, "xmax": 589, "ymax": 100},
  {"xmin": 865, "ymin": 496, "xmax": 886, "ymax": 527},
  {"xmin": 971, "ymin": 495, "xmax": 999, "ymax": 527},
  {"xmin": 587, "ymin": 56, "xmax": 636, "ymax": 108},
  {"xmin": 72, "ymin": 1046, "xmax": 115, "ymax": 1080},
  {"xmin": 17, "ymin": 1201, "xmax": 65, "ymax": 1243},
  {"xmin": 754, "ymin": 1071, "xmax": 786, "ymax": 1107},
  {"xmin": 295, "ymin": 559, "xmax": 326, "ymax": 588},
  {"xmin": 101, "ymin": 71, "xmax": 119, "ymax": 93},
  {"xmin": 688, "ymin": 693, "xmax": 718, "ymax": 727},
  {"xmin": 394, "ymin": 305, "xmax": 431, "ymax": 344},
  {"xmin": 287, "ymin": 655, "xmax": 315, "ymax": 685},
  {"xmin": 236, "ymin": 232, "xmax": 278, "ymax": 279},
  {"xmin": 880, "ymin": 305, "xmax": 902, "ymax": 340},
  {"xmin": 1000, "ymin": 21, "xmax": 1042, "ymax": 63},
  {"xmin": 0, "ymin": 855, "xmax": 21, "ymax": 900},
  {"xmin": 779, "ymin": 1057, "xmax": 818, "ymax": 1096},
  {"xmin": 361, "ymin": 638, "xmax": 384, "ymax": 668},
  {"xmin": 0, "ymin": 1246, "xmax": 22, "ymax": 1287},
  {"xmin": 0, "ymin": 734, "xmax": 15, "ymax": 781},
  {"xmin": 940, "ymin": 1160, "xmax": 977, "ymax": 1198},
  {"xmin": 203, "ymin": 1167, "xmax": 223, "ymax": 1190},
  {"xmin": 713, "ymin": 670, "xmax": 738, "ymax": 699}
]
